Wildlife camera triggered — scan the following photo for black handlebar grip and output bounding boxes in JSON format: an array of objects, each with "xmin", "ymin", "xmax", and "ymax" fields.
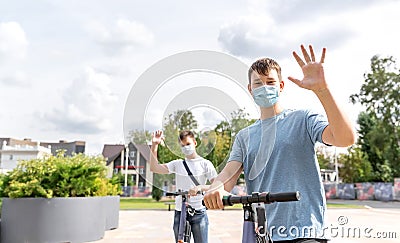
[
  {"xmin": 166, "ymin": 192, "xmax": 175, "ymax": 197},
  {"xmin": 222, "ymin": 195, "xmax": 234, "ymax": 206},
  {"xmin": 202, "ymin": 195, "xmax": 233, "ymax": 207},
  {"xmin": 268, "ymin": 191, "xmax": 300, "ymax": 202},
  {"xmin": 203, "ymin": 191, "xmax": 300, "ymax": 207}
]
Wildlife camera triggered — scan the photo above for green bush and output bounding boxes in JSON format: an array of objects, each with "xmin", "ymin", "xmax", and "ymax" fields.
[
  {"xmin": 114, "ymin": 172, "xmax": 135, "ymax": 186},
  {"xmin": 93, "ymin": 175, "xmax": 123, "ymax": 197},
  {"xmin": 151, "ymin": 185, "xmax": 163, "ymax": 202},
  {"xmin": 0, "ymin": 152, "xmax": 122, "ymax": 198}
]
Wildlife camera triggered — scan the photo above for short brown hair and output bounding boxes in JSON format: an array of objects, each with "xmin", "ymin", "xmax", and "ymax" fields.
[
  {"xmin": 248, "ymin": 58, "xmax": 282, "ymax": 84},
  {"xmin": 179, "ymin": 130, "xmax": 195, "ymax": 141}
]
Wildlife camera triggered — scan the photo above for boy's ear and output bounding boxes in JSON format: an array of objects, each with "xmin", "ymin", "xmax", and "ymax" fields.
[
  {"xmin": 279, "ymin": 80, "xmax": 285, "ymax": 92},
  {"xmin": 248, "ymin": 83, "xmax": 252, "ymax": 94}
]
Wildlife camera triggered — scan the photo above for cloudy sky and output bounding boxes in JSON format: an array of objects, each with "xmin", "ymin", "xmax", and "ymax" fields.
[{"xmin": 1, "ymin": 0, "xmax": 399, "ymax": 154}]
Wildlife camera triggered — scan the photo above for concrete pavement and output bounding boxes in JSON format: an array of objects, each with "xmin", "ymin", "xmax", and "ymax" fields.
[{"xmin": 95, "ymin": 201, "xmax": 400, "ymax": 243}]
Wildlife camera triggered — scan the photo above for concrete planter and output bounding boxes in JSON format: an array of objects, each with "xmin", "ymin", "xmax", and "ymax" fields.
[
  {"xmin": 1, "ymin": 197, "xmax": 105, "ymax": 243},
  {"xmin": 103, "ymin": 195, "xmax": 120, "ymax": 230}
]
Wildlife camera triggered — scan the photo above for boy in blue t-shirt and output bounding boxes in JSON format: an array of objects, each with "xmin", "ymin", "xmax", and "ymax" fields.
[{"xmin": 203, "ymin": 44, "xmax": 356, "ymax": 242}]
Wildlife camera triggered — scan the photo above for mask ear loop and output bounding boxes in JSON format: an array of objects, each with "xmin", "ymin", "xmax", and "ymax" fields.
[{"xmin": 246, "ymin": 116, "xmax": 277, "ymax": 181}]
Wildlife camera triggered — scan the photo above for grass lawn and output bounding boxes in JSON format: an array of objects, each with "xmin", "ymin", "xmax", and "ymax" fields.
[
  {"xmin": 120, "ymin": 197, "xmax": 175, "ymax": 210},
  {"xmin": 327, "ymin": 203, "xmax": 364, "ymax": 209},
  {"xmin": 119, "ymin": 197, "xmax": 364, "ymax": 210}
]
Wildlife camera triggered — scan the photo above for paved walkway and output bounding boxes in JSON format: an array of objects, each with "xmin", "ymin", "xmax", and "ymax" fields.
[
  {"xmin": 95, "ymin": 200, "xmax": 400, "ymax": 243},
  {"xmin": 328, "ymin": 199, "xmax": 400, "ymax": 210}
]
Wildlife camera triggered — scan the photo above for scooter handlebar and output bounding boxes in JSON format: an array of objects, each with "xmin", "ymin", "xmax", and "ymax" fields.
[{"xmin": 221, "ymin": 191, "xmax": 300, "ymax": 206}]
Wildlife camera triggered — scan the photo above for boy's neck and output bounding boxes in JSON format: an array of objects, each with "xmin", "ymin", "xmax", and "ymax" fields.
[
  {"xmin": 185, "ymin": 153, "xmax": 198, "ymax": 160},
  {"xmin": 259, "ymin": 103, "xmax": 284, "ymax": 120}
]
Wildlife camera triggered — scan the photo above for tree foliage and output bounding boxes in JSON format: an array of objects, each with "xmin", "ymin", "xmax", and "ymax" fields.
[
  {"xmin": 128, "ymin": 129, "xmax": 151, "ymax": 144},
  {"xmin": 210, "ymin": 109, "xmax": 255, "ymax": 172},
  {"xmin": 162, "ymin": 109, "xmax": 198, "ymax": 158},
  {"xmin": 230, "ymin": 109, "xmax": 255, "ymax": 136},
  {"xmin": 339, "ymin": 145, "xmax": 374, "ymax": 183},
  {"xmin": 155, "ymin": 108, "xmax": 254, "ymax": 173},
  {"xmin": 347, "ymin": 55, "xmax": 400, "ymax": 182},
  {"xmin": 350, "ymin": 56, "xmax": 400, "ymax": 128},
  {"xmin": 315, "ymin": 146, "xmax": 332, "ymax": 170}
]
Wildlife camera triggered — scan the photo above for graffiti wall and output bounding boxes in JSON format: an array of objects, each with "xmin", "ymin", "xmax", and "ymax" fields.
[
  {"xmin": 355, "ymin": 182, "xmax": 374, "ymax": 200},
  {"xmin": 394, "ymin": 178, "xmax": 400, "ymax": 201},
  {"xmin": 324, "ymin": 183, "xmax": 338, "ymax": 199},
  {"xmin": 337, "ymin": 183, "xmax": 355, "ymax": 199},
  {"xmin": 374, "ymin": 182, "xmax": 393, "ymax": 201}
]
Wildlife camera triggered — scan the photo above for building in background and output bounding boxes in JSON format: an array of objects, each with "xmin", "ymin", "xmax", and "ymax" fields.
[
  {"xmin": 40, "ymin": 140, "xmax": 85, "ymax": 156},
  {"xmin": 128, "ymin": 143, "xmax": 152, "ymax": 190},
  {"xmin": 0, "ymin": 137, "xmax": 86, "ymax": 173},
  {"xmin": 102, "ymin": 144, "xmax": 126, "ymax": 178},
  {"xmin": 0, "ymin": 140, "xmax": 52, "ymax": 173},
  {"xmin": 0, "ymin": 138, "xmax": 37, "ymax": 148},
  {"xmin": 102, "ymin": 142, "xmax": 152, "ymax": 197}
]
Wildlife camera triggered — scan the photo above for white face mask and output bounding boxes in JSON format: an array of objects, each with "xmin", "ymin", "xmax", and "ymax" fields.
[
  {"xmin": 181, "ymin": 144, "xmax": 196, "ymax": 156},
  {"xmin": 252, "ymin": 85, "xmax": 279, "ymax": 108}
]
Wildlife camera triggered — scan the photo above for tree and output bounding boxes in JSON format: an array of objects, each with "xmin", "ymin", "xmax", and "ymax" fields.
[
  {"xmin": 162, "ymin": 110, "xmax": 198, "ymax": 157},
  {"xmin": 209, "ymin": 108, "xmax": 256, "ymax": 172},
  {"xmin": 163, "ymin": 109, "xmax": 198, "ymax": 132},
  {"xmin": 230, "ymin": 108, "xmax": 256, "ymax": 136},
  {"xmin": 195, "ymin": 129, "xmax": 217, "ymax": 162},
  {"xmin": 209, "ymin": 131, "xmax": 232, "ymax": 171},
  {"xmin": 356, "ymin": 112, "xmax": 380, "ymax": 172},
  {"xmin": 214, "ymin": 120, "xmax": 231, "ymax": 135},
  {"xmin": 339, "ymin": 145, "xmax": 374, "ymax": 183},
  {"xmin": 128, "ymin": 129, "xmax": 151, "ymax": 144},
  {"xmin": 350, "ymin": 56, "xmax": 400, "ymax": 129},
  {"xmin": 350, "ymin": 55, "xmax": 400, "ymax": 180},
  {"xmin": 315, "ymin": 145, "xmax": 332, "ymax": 170}
]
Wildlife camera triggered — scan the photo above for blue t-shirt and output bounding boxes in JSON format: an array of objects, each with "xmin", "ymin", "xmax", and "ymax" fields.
[{"xmin": 228, "ymin": 109, "xmax": 330, "ymax": 241}]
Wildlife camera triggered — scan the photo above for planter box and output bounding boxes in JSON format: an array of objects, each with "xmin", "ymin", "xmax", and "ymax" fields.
[
  {"xmin": 1, "ymin": 197, "xmax": 105, "ymax": 243},
  {"xmin": 103, "ymin": 196, "xmax": 120, "ymax": 230}
]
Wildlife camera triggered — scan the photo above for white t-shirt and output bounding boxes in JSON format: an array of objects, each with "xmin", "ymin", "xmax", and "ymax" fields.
[{"xmin": 166, "ymin": 156, "xmax": 217, "ymax": 210}]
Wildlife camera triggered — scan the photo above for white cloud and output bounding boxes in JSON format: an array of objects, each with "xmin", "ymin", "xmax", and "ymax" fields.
[
  {"xmin": 194, "ymin": 108, "xmax": 226, "ymax": 130},
  {"xmin": 0, "ymin": 70, "xmax": 28, "ymax": 87},
  {"xmin": 43, "ymin": 67, "xmax": 118, "ymax": 134},
  {"xmin": 248, "ymin": 0, "xmax": 390, "ymax": 24},
  {"xmin": 87, "ymin": 18, "xmax": 154, "ymax": 55},
  {"xmin": 0, "ymin": 21, "xmax": 28, "ymax": 62},
  {"xmin": 217, "ymin": 0, "xmax": 393, "ymax": 60},
  {"xmin": 0, "ymin": 21, "xmax": 29, "ymax": 86},
  {"xmin": 218, "ymin": 12, "xmax": 354, "ymax": 59}
]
